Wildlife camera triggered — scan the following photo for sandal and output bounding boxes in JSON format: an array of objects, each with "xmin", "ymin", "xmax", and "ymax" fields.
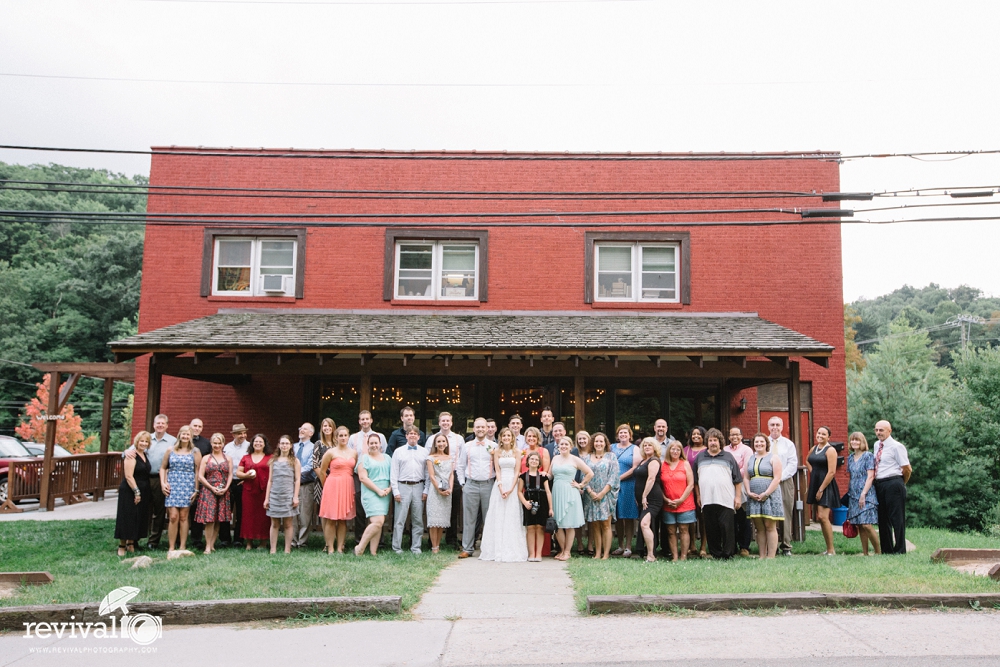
[
  {"xmin": 117, "ymin": 546, "xmax": 126, "ymax": 557},
  {"xmin": 622, "ymin": 549, "xmax": 632, "ymax": 559},
  {"xmin": 611, "ymin": 548, "xmax": 624, "ymax": 556}
]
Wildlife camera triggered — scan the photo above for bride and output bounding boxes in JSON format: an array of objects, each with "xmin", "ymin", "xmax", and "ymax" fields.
[{"xmin": 479, "ymin": 427, "xmax": 529, "ymax": 562}]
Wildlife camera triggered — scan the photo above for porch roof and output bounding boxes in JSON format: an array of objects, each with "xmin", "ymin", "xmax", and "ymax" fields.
[{"xmin": 110, "ymin": 310, "xmax": 834, "ymax": 360}]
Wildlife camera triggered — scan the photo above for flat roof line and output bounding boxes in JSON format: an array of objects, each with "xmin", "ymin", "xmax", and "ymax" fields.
[{"xmin": 215, "ymin": 308, "xmax": 760, "ymax": 318}]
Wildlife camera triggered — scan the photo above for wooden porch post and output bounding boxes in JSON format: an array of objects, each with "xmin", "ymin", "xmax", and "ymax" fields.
[
  {"xmin": 360, "ymin": 374, "xmax": 372, "ymax": 413},
  {"xmin": 95, "ymin": 377, "xmax": 114, "ymax": 501},
  {"xmin": 40, "ymin": 371, "xmax": 61, "ymax": 512},
  {"xmin": 720, "ymin": 378, "xmax": 731, "ymax": 434},
  {"xmin": 145, "ymin": 356, "xmax": 162, "ymax": 432},
  {"xmin": 788, "ymin": 361, "xmax": 803, "ymax": 539},
  {"xmin": 574, "ymin": 375, "xmax": 585, "ymax": 436}
]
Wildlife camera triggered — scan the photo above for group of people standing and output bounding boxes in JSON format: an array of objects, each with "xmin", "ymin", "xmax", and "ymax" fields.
[{"xmin": 113, "ymin": 407, "xmax": 912, "ymax": 561}]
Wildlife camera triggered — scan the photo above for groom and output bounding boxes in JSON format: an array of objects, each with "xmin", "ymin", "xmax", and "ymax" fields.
[{"xmin": 456, "ymin": 418, "xmax": 494, "ymax": 558}]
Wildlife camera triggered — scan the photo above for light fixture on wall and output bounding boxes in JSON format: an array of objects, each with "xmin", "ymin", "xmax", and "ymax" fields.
[{"xmin": 739, "ymin": 398, "xmax": 748, "ymax": 412}]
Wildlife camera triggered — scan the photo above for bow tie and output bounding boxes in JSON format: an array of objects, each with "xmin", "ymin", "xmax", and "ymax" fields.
[{"xmin": 408, "ymin": 445, "xmax": 417, "ymax": 450}]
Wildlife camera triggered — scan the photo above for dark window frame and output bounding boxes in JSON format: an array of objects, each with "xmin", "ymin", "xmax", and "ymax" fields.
[
  {"xmin": 383, "ymin": 229, "xmax": 489, "ymax": 302},
  {"xmin": 201, "ymin": 227, "xmax": 307, "ymax": 298},
  {"xmin": 584, "ymin": 231, "xmax": 691, "ymax": 305}
]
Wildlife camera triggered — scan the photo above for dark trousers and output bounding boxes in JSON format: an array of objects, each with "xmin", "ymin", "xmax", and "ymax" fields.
[
  {"xmin": 734, "ymin": 505, "xmax": 752, "ymax": 552},
  {"xmin": 446, "ymin": 481, "xmax": 463, "ymax": 546},
  {"xmin": 703, "ymin": 504, "xmax": 736, "ymax": 559},
  {"xmin": 354, "ymin": 481, "xmax": 368, "ymax": 542},
  {"xmin": 219, "ymin": 480, "xmax": 243, "ymax": 544},
  {"xmin": 147, "ymin": 477, "xmax": 166, "ymax": 547},
  {"xmin": 875, "ymin": 476, "xmax": 907, "ymax": 554},
  {"xmin": 189, "ymin": 499, "xmax": 204, "ymax": 545}
]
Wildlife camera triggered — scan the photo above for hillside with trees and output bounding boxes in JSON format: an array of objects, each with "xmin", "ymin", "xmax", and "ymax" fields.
[{"xmin": 0, "ymin": 161, "xmax": 145, "ymax": 447}]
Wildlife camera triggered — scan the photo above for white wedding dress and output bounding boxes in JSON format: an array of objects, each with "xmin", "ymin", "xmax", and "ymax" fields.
[{"xmin": 479, "ymin": 455, "xmax": 528, "ymax": 562}]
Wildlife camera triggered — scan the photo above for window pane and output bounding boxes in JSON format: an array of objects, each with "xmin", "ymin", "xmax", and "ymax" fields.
[
  {"xmin": 598, "ymin": 246, "xmax": 631, "ymax": 272},
  {"xmin": 597, "ymin": 273, "xmax": 632, "ymax": 298},
  {"xmin": 398, "ymin": 269, "xmax": 432, "ymax": 297},
  {"xmin": 217, "ymin": 267, "xmax": 251, "ymax": 292},
  {"xmin": 641, "ymin": 246, "xmax": 675, "ymax": 272},
  {"xmin": 260, "ymin": 240, "xmax": 294, "ymax": 269},
  {"xmin": 218, "ymin": 240, "xmax": 251, "ymax": 267},
  {"xmin": 399, "ymin": 245, "xmax": 433, "ymax": 269},
  {"xmin": 441, "ymin": 245, "xmax": 476, "ymax": 271},
  {"xmin": 641, "ymin": 271, "xmax": 675, "ymax": 299}
]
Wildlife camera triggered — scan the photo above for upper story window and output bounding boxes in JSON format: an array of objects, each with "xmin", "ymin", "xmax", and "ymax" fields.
[
  {"xmin": 396, "ymin": 241, "xmax": 478, "ymax": 300},
  {"xmin": 584, "ymin": 232, "xmax": 691, "ymax": 305},
  {"xmin": 384, "ymin": 229, "xmax": 489, "ymax": 302},
  {"xmin": 201, "ymin": 228, "xmax": 306, "ymax": 299},
  {"xmin": 595, "ymin": 243, "xmax": 678, "ymax": 302}
]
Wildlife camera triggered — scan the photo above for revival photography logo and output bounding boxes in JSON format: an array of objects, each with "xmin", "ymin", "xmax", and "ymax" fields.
[{"xmin": 23, "ymin": 586, "xmax": 163, "ymax": 652}]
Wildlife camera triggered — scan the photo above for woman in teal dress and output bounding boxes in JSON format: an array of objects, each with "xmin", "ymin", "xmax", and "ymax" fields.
[
  {"xmin": 354, "ymin": 433, "xmax": 391, "ymax": 556},
  {"xmin": 550, "ymin": 437, "xmax": 593, "ymax": 561}
]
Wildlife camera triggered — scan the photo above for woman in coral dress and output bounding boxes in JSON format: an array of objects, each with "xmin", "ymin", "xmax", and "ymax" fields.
[
  {"xmin": 237, "ymin": 434, "xmax": 272, "ymax": 549},
  {"xmin": 318, "ymin": 425, "xmax": 357, "ymax": 554}
]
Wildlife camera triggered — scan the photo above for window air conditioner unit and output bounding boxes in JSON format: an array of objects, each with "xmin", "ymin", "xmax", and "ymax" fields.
[{"xmin": 261, "ymin": 274, "xmax": 286, "ymax": 293}]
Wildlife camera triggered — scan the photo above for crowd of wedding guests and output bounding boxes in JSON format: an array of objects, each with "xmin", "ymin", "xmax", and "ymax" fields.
[{"xmin": 113, "ymin": 407, "xmax": 911, "ymax": 560}]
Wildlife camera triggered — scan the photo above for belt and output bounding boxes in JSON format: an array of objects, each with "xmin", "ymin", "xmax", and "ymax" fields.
[
  {"xmin": 875, "ymin": 475, "xmax": 903, "ymax": 483},
  {"xmin": 399, "ymin": 480, "xmax": 423, "ymax": 485}
]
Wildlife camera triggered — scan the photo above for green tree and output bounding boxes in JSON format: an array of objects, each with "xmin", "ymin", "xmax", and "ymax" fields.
[{"xmin": 848, "ymin": 319, "xmax": 996, "ymax": 531}]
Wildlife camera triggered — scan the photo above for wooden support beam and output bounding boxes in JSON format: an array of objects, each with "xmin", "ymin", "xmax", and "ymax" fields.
[
  {"xmin": 56, "ymin": 373, "xmax": 81, "ymax": 413},
  {"xmin": 689, "ymin": 356, "xmax": 704, "ymax": 368},
  {"xmin": 529, "ymin": 356, "xmax": 534, "ymax": 368},
  {"xmin": 573, "ymin": 355, "xmax": 581, "ymax": 368},
  {"xmin": 361, "ymin": 354, "xmax": 375, "ymax": 366},
  {"xmin": 316, "ymin": 353, "xmax": 324, "ymax": 366},
  {"xmin": 145, "ymin": 357, "xmax": 162, "ymax": 432},
  {"xmin": 443, "ymin": 355, "xmax": 452, "ymax": 368},
  {"xmin": 805, "ymin": 356, "xmax": 830, "ymax": 368},
  {"xmin": 722, "ymin": 356, "xmax": 748, "ymax": 368},
  {"xmin": 100, "ymin": 378, "xmax": 113, "ymax": 455},
  {"xmin": 40, "ymin": 371, "xmax": 61, "ymax": 512},
  {"xmin": 574, "ymin": 374, "xmax": 586, "ymax": 436},
  {"xmin": 610, "ymin": 355, "xmax": 618, "ymax": 368},
  {"xmin": 767, "ymin": 356, "xmax": 790, "ymax": 369},
  {"xmin": 486, "ymin": 355, "xmax": 492, "ymax": 368},
  {"xmin": 788, "ymin": 360, "xmax": 803, "ymax": 541},
  {"xmin": 402, "ymin": 354, "xmax": 414, "ymax": 367},
  {"xmin": 152, "ymin": 352, "xmax": 180, "ymax": 365},
  {"xmin": 719, "ymin": 378, "xmax": 731, "ymax": 434},
  {"xmin": 360, "ymin": 374, "xmax": 372, "ymax": 412}
]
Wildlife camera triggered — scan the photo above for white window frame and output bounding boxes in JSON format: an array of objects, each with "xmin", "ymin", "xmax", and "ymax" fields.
[
  {"xmin": 394, "ymin": 240, "xmax": 479, "ymax": 301},
  {"xmin": 212, "ymin": 237, "xmax": 298, "ymax": 297},
  {"xmin": 593, "ymin": 242, "xmax": 680, "ymax": 303}
]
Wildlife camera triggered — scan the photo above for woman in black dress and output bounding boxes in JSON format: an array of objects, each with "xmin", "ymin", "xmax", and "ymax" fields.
[
  {"xmin": 517, "ymin": 450, "xmax": 553, "ymax": 562},
  {"xmin": 115, "ymin": 431, "xmax": 153, "ymax": 556},
  {"xmin": 634, "ymin": 438, "xmax": 664, "ymax": 562},
  {"xmin": 806, "ymin": 426, "xmax": 840, "ymax": 556}
]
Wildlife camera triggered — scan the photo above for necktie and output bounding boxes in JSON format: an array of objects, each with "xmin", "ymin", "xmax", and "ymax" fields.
[
  {"xmin": 296, "ymin": 442, "xmax": 304, "ymax": 464},
  {"xmin": 874, "ymin": 441, "xmax": 883, "ymax": 475}
]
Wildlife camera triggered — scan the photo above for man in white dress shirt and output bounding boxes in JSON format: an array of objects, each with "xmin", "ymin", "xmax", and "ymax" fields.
[
  {"xmin": 768, "ymin": 417, "xmax": 799, "ymax": 556},
  {"xmin": 508, "ymin": 414, "xmax": 527, "ymax": 450},
  {"xmin": 390, "ymin": 426, "xmax": 430, "ymax": 554},
  {"xmin": 873, "ymin": 420, "xmax": 912, "ymax": 555},
  {"xmin": 221, "ymin": 423, "xmax": 251, "ymax": 546},
  {"xmin": 350, "ymin": 410, "xmax": 387, "ymax": 543},
  {"xmin": 427, "ymin": 411, "xmax": 466, "ymax": 547},
  {"xmin": 456, "ymin": 418, "xmax": 494, "ymax": 558}
]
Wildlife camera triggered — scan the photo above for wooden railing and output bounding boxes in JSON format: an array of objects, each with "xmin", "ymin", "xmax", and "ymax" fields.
[{"xmin": 1, "ymin": 453, "xmax": 124, "ymax": 513}]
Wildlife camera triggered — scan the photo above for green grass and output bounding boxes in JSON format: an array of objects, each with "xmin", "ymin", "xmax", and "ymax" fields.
[
  {"xmin": 0, "ymin": 520, "xmax": 450, "ymax": 611},
  {"xmin": 568, "ymin": 527, "xmax": 1000, "ymax": 611}
]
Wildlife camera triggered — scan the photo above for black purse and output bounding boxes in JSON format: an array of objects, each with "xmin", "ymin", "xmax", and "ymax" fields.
[{"xmin": 545, "ymin": 516, "xmax": 557, "ymax": 534}]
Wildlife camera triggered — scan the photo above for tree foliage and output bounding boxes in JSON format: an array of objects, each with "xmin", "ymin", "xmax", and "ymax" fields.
[
  {"xmin": 848, "ymin": 319, "xmax": 999, "ymax": 532},
  {"xmin": 0, "ymin": 161, "xmax": 143, "ymax": 440},
  {"xmin": 14, "ymin": 375, "xmax": 95, "ymax": 453}
]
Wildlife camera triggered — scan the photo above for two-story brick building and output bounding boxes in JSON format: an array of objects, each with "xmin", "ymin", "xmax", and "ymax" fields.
[{"xmin": 111, "ymin": 148, "xmax": 846, "ymax": 471}]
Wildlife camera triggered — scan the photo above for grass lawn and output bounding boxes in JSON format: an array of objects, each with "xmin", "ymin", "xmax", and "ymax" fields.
[
  {"xmin": 568, "ymin": 527, "xmax": 1000, "ymax": 611},
  {"xmin": 0, "ymin": 519, "xmax": 451, "ymax": 611}
]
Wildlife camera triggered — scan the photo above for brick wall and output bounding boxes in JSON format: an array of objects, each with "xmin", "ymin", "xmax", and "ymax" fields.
[{"xmin": 133, "ymin": 150, "xmax": 846, "ymax": 450}]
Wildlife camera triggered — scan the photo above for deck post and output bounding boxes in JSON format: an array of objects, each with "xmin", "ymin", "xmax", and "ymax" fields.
[{"xmin": 40, "ymin": 371, "xmax": 62, "ymax": 511}]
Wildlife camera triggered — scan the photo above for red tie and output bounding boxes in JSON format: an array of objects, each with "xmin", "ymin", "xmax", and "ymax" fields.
[{"xmin": 874, "ymin": 441, "xmax": 883, "ymax": 475}]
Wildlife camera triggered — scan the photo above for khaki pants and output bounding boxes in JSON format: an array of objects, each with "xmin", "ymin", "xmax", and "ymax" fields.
[
  {"xmin": 294, "ymin": 483, "xmax": 317, "ymax": 547},
  {"xmin": 779, "ymin": 477, "xmax": 795, "ymax": 551}
]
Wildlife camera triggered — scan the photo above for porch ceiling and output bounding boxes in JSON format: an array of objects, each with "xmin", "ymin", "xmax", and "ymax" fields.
[{"xmin": 110, "ymin": 311, "xmax": 834, "ymax": 361}]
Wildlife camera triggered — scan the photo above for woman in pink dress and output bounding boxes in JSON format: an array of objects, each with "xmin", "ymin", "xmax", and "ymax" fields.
[
  {"xmin": 236, "ymin": 434, "xmax": 272, "ymax": 550},
  {"xmin": 318, "ymin": 426, "xmax": 357, "ymax": 554}
]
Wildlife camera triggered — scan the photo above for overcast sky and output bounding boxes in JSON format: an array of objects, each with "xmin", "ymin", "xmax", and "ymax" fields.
[{"xmin": 2, "ymin": 0, "xmax": 999, "ymax": 303}]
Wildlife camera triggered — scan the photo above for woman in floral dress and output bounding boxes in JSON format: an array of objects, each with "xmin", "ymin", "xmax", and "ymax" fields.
[
  {"xmin": 195, "ymin": 432, "xmax": 233, "ymax": 554},
  {"xmin": 583, "ymin": 432, "xmax": 619, "ymax": 559}
]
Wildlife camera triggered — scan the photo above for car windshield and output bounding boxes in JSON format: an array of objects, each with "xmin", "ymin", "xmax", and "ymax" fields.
[{"xmin": 0, "ymin": 437, "xmax": 32, "ymax": 458}]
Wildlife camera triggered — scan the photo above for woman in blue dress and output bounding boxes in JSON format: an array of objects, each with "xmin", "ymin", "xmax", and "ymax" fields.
[
  {"xmin": 611, "ymin": 424, "xmax": 639, "ymax": 557},
  {"xmin": 354, "ymin": 433, "xmax": 392, "ymax": 556},
  {"xmin": 583, "ymin": 432, "xmax": 620, "ymax": 559},
  {"xmin": 847, "ymin": 432, "xmax": 881, "ymax": 555},
  {"xmin": 549, "ymin": 437, "xmax": 593, "ymax": 561},
  {"xmin": 161, "ymin": 425, "xmax": 202, "ymax": 552}
]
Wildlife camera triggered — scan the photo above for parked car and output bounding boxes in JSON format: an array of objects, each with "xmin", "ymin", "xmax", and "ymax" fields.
[
  {"xmin": 0, "ymin": 436, "xmax": 38, "ymax": 504},
  {"xmin": 22, "ymin": 443, "xmax": 73, "ymax": 458}
]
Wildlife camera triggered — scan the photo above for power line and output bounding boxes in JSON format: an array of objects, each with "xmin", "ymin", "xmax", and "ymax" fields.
[
  {"xmin": 138, "ymin": 0, "xmax": 657, "ymax": 5},
  {"xmin": 0, "ymin": 144, "xmax": 843, "ymax": 161}
]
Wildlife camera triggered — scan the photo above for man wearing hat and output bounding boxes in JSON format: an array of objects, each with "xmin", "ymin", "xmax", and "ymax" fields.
[{"xmin": 220, "ymin": 424, "xmax": 251, "ymax": 547}]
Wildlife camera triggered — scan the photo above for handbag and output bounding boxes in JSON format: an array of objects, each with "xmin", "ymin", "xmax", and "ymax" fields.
[
  {"xmin": 545, "ymin": 516, "xmax": 557, "ymax": 534},
  {"xmin": 841, "ymin": 519, "xmax": 858, "ymax": 538}
]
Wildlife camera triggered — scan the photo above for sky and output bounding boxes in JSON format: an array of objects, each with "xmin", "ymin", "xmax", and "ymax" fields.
[{"xmin": 1, "ymin": 0, "xmax": 999, "ymax": 303}]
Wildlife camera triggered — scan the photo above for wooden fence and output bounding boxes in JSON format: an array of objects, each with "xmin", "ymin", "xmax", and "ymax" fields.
[{"xmin": 1, "ymin": 453, "xmax": 123, "ymax": 513}]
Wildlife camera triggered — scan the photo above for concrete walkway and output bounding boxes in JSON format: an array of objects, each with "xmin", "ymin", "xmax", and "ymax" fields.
[
  {"xmin": 0, "ymin": 492, "xmax": 119, "ymax": 522},
  {"xmin": 414, "ymin": 555, "xmax": 577, "ymax": 619}
]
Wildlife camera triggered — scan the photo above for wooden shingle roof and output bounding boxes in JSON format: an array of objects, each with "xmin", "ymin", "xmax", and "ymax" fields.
[{"xmin": 111, "ymin": 311, "xmax": 834, "ymax": 357}]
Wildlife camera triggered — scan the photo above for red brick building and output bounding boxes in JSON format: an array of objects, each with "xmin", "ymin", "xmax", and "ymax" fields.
[{"xmin": 112, "ymin": 149, "xmax": 846, "ymax": 481}]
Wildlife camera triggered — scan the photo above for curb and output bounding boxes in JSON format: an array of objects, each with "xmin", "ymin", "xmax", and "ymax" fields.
[
  {"xmin": 0, "ymin": 596, "xmax": 401, "ymax": 630},
  {"xmin": 586, "ymin": 592, "xmax": 1000, "ymax": 614}
]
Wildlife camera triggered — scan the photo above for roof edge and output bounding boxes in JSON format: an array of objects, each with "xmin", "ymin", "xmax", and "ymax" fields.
[{"xmin": 215, "ymin": 308, "xmax": 760, "ymax": 318}]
